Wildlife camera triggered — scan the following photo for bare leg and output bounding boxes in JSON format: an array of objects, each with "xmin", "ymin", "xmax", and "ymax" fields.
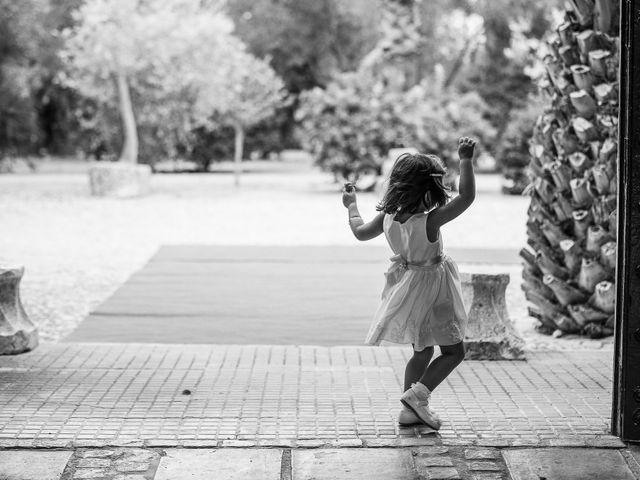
[
  {"xmin": 419, "ymin": 342, "xmax": 465, "ymax": 392},
  {"xmin": 404, "ymin": 345, "xmax": 434, "ymax": 392}
]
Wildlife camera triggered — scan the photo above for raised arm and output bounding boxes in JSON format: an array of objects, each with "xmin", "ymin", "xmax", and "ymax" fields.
[
  {"xmin": 428, "ymin": 137, "xmax": 476, "ymax": 230},
  {"xmin": 342, "ymin": 184, "xmax": 385, "ymax": 241}
]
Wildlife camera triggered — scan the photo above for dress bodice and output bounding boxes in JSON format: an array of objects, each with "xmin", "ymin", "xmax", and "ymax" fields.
[{"xmin": 383, "ymin": 212, "xmax": 443, "ymax": 263}]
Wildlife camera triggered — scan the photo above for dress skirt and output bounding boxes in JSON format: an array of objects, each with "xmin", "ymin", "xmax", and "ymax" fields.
[{"xmin": 364, "ymin": 255, "xmax": 467, "ymax": 350}]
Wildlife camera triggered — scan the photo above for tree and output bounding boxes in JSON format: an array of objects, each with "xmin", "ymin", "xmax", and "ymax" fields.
[
  {"xmin": 294, "ymin": 0, "xmax": 501, "ymax": 184},
  {"xmin": 358, "ymin": 0, "xmax": 483, "ymax": 91},
  {"xmin": 61, "ymin": 0, "xmax": 245, "ymax": 164},
  {"xmin": 497, "ymin": 94, "xmax": 546, "ymax": 194},
  {"xmin": 521, "ymin": 0, "xmax": 619, "ymax": 338},
  {"xmin": 201, "ymin": 52, "xmax": 286, "ymax": 185},
  {"xmin": 453, "ymin": 1, "xmax": 561, "ymax": 184},
  {"xmin": 296, "ymin": 73, "xmax": 414, "ymax": 181},
  {"xmin": 0, "ymin": 0, "xmax": 82, "ymax": 160},
  {"xmin": 296, "ymin": 72, "xmax": 495, "ymax": 182},
  {"xmin": 226, "ymin": 0, "xmax": 380, "ymax": 146}
]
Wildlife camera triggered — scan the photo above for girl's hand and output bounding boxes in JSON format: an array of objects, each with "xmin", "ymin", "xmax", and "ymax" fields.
[
  {"xmin": 342, "ymin": 183, "xmax": 357, "ymax": 207},
  {"xmin": 458, "ymin": 137, "xmax": 476, "ymax": 159}
]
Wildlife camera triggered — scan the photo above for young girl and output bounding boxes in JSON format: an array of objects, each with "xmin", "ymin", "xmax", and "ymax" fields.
[{"xmin": 341, "ymin": 137, "xmax": 476, "ymax": 430}]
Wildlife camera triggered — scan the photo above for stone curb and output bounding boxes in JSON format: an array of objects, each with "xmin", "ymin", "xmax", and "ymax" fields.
[
  {"xmin": 0, "ymin": 436, "xmax": 625, "ymax": 450},
  {"xmin": 1, "ymin": 445, "xmax": 637, "ymax": 480}
]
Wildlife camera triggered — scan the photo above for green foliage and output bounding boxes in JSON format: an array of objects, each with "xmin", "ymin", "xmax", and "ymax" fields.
[
  {"xmin": 452, "ymin": 1, "xmax": 558, "ymax": 179},
  {"xmin": 457, "ymin": 60, "xmax": 533, "ymax": 136},
  {"xmin": 61, "ymin": 0, "xmax": 286, "ymax": 165},
  {"xmin": 0, "ymin": 0, "xmax": 565, "ymax": 171},
  {"xmin": 0, "ymin": 1, "xmax": 44, "ymax": 157},
  {"xmin": 296, "ymin": 74, "xmax": 408, "ymax": 179},
  {"xmin": 227, "ymin": 0, "xmax": 381, "ymax": 150},
  {"xmin": 0, "ymin": 0, "xmax": 81, "ymax": 157},
  {"xmin": 228, "ymin": 0, "xmax": 380, "ymax": 92},
  {"xmin": 201, "ymin": 51, "xmax": 287, "ymax": 130},
  {"xmin": 496, "ymin": 94, "xmax": 546, "ymax": 194},
  {"xmin": 190, "ymin": 117, "xmax": 287, "ymax": 171},
  {"xmin": 296, "ymin": 73, "xmax": 496, "ymax": 180}
]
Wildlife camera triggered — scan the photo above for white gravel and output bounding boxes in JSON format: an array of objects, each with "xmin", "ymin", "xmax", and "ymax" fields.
[{"xmin": 0, "ymin": 163, "xmax": 613, "ymax": 350}]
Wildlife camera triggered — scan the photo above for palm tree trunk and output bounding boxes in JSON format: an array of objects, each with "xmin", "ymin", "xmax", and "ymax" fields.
[{"xmin": 521, "ymin": 0, "xmax": 619, "ymax": 339}]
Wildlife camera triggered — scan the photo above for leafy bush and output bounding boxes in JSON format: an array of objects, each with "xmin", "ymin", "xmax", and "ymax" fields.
[
  {"xmin": 495, "ymin": 94, "xmax": 545, "ymax": 194},
  {"xmin": 295, "ymin": 72, "xmax": 496, "ymax": 181},
  {"xmin": 189, "ymin": 116, "xmax": 287, "ymax": 172},
  {"xmin": 295, "ymin": 74, "xmax": 409, "ymax": 180},
  {"xmin": 61, "ymin": 0, "xmax": 287, "ymax": 168}
]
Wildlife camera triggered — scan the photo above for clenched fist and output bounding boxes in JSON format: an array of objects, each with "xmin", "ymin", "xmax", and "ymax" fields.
[
  {"xmin": 342, "ymin": 182, "xmax": 357, "ymax": 207},
  {"xmin": 457, "ymin": 137, "xmax": 476, "ymax": 160}
]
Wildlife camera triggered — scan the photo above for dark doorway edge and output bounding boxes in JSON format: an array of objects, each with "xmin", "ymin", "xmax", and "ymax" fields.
[{"xmin": 613, "ymin": 0, "xmax": 640, "ymax": 442}]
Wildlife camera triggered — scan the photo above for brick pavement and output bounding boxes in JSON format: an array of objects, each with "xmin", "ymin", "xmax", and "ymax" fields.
[{"xmin": 0, "ymin": 344, "xmax": 617, "ymax": 449}]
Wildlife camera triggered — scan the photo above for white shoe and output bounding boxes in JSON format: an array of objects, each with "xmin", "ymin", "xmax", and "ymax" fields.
[
  {"xmin": 400, "ymin": 382, "xmax": 441, "ymax": 430},
  {"xmin": 412, "ymin": 383, "xmax": 442, "ymax": 424},
  {"xmin": 398, "ymin": 405, "xmax": 421, "ymax": 426},
  {"xmin": 429, "ymin": 407, "xmax": 441, "ymax": 424},
  {"xmin": 398, "ymin": 400, "xmax": 441, "ymax": 426}
]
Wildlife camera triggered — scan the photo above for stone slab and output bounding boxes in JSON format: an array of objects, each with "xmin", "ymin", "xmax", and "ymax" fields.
[
  {"xmin": 629, "ymin": 444, "xmax": 640, "ymax": 465},
  {"xmin": 625, "ymin": 445, "xmax": 640, "ymax": 479},
  {"xmin": 88, "ymin": 162, "xmax": 151, "ymax": 198},
  {"xmin": 502, "ymin": 448, "xmax": 635, "ymax": 480},
  {"xmin": 0, "ymin": 450, "xmax": 72, "ymax": 480},
  {"xmin": 155, "ymin": 449, "xmax": 281, "ymax": 480},
  {"xmin": 293, "ymin": 448, "xmax": 416, "ymax": 480}
]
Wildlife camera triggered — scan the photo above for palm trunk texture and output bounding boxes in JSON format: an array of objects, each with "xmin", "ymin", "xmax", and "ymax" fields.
[{"xmin": 521, "ymin": 0, "xmax": 620, "ymax": 338}]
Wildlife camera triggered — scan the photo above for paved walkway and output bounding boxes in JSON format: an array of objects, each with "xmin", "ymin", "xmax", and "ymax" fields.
[
  {"xmin": 1, "ymin": 343, "xmax": 638, "ymax": 479},
  {"xmin": 0, "ymin": 344, "xmax": 616, "ymax": 449},
  {"xmin": 65, "ymin": 245, "xmax": 520, "ymax": 344}
]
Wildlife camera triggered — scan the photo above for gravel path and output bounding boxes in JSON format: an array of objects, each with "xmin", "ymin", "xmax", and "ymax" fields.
[{"xmin": 0, "ymin": 163, "xmax": 613, "ymax": 350}]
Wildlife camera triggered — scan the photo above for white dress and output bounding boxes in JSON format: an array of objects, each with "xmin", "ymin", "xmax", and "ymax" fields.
[{"xmin": 364, "ymin": 212, "xmax": 467, "ymax": 350}]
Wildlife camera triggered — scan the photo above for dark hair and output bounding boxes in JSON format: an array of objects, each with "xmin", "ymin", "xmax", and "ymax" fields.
[{"xmin": 376, "ymin": 152, "xmax": 450, "ymax": 214}]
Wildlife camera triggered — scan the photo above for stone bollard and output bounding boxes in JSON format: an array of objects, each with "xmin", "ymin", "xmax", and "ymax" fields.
[
  {"xmin": 461, "ymin": 273, "xmax": 525, "ymax": 360},
  {"xmin": 0, "ymin": 267, "xmax": 38, "ymax": 354},
  {"xmin": 88, "ymin": 162, "xmax": 151, "ymax": 198}
]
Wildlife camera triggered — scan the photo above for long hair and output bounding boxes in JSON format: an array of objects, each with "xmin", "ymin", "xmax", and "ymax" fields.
[{"xmin": 376, "ymin": 153, "xmax": 450, "ymax": 214}]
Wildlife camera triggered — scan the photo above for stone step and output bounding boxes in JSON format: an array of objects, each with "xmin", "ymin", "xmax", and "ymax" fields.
[
  {"xmin": 0, "ymin": 450, "xmax": 72, "ymax": 480},
  {"xmin": 503, "ymin": 448, "xmax": 637, "ymax": 480},
  {"xmin": 156, "ymin": 449, "xmax": 281, "ymax": 480},
  {"xmin": 1, "ymin": 447, "xmax": 637, "ymax": 480}
]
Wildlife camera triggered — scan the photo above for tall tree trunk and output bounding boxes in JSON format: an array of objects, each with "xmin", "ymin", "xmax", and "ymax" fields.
[
  {"xmin": 442, "ymin": 35, "xmax": 478, "ymax": 89},
  {"xmin": 521, "ymin": 0, "xmax": 619, "ymax": 339},
  {"xmin": 116, "ymin": 69, "xmax": 138, "ymax": 164},
  {"xmin": 357, "ymin": 0, "xmax": 422, "ymax": 88},
  {"xmin": 233, "ymin": 122, "xmax": 245, "ymax": 187}
]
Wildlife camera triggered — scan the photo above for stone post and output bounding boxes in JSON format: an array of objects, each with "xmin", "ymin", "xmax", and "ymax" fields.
[
  {"xmin": 88, "ymin": 162, "xmax": 151, "ymax": 198},
  {"xmin": 0, "ymin": 267, "xmax": 38, "ymax": 354},
  {"xmin": 462, "ymin": 273, "xmax": 525, "ymax": 360}
]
